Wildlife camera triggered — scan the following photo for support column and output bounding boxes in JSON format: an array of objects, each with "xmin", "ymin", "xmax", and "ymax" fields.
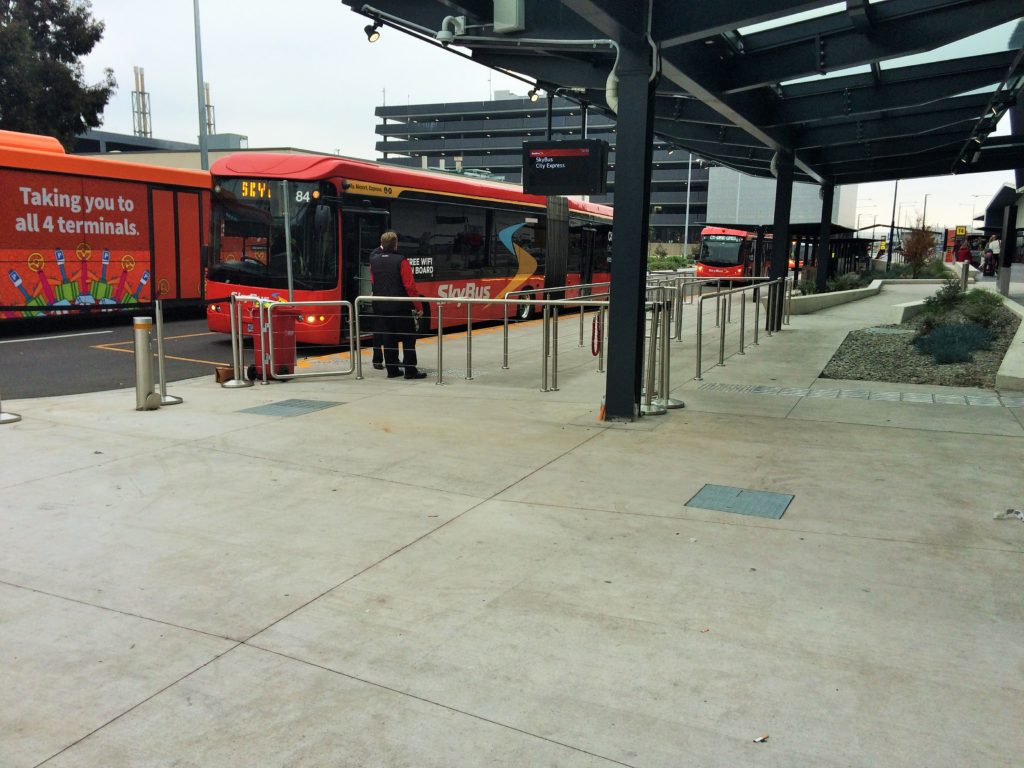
[
  {"xmin": 815, "ymin": 182, "xmax": 835, "ymax": 293},
  {"xmin": 604, "ymin": 45, "xmax": 656, "ymax": 421},
  {"xmin": 997, "ymin": 202, "xmax": 1017, "ymax": 296},
  {"xmin": 768, "ymin": 151, "xmax": 794, "ymax": 331}
]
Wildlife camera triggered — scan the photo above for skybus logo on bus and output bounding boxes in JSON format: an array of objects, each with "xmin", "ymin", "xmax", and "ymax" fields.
[{"xmin": 437, "ymin": 282, "xmax": 492, "ymax": 299}]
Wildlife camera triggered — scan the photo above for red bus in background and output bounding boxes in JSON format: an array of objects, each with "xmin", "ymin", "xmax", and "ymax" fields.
[
  {"xmin": 696, "ymin": 226, "xmax": 773, "ymax": 279},
  {"xmin": 205, "ymin": 153, "xmax": 613, "ymax": 345},
  {"xmin": 0, "ymin": 129, "xmax": 210, "ymax": 317}
]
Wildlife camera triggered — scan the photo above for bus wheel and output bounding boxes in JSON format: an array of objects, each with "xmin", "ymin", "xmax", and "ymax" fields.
[{"xmin": 515, "ymin": 298, "xmax": 533, "ymax": 321}]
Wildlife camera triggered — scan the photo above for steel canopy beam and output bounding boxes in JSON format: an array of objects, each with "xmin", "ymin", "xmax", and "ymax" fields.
[
  {"xmin": 653, "ymin": 1, "xmax": 831, "ymax": 48},
  {"xmin": 722, "ymin": 0, "xmax": 1024, "ymax": 93},
  {"xmin": 769, "ymin": 52, "xmax": 1020, "ymax": 126}
]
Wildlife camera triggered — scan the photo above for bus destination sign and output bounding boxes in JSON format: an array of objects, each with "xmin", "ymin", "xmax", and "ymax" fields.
[{"xmin": 522, "ymin": 140, "xmax": 609, "ymax": 196}]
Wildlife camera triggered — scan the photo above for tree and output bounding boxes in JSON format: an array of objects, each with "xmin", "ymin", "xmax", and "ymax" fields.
[
  {"xmin": 902, "ymin": 220, "xmax": 937, "ymax": 278},
  {"xmin": 0, "ymin": 0, "xmax": 116, "ymax": 148}
]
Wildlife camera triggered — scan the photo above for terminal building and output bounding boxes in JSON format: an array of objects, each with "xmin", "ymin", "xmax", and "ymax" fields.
[{"xmin": 375, "ymin": 90, "xmax": 856, "ymax": 243}]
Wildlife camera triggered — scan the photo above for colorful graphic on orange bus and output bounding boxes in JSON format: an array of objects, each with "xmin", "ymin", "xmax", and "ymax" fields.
[{"xmin": 0, "ymin": 129, "xmax": 210, "ymax": 317}]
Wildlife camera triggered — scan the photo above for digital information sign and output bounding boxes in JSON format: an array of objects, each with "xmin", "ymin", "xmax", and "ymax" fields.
[{"xmin": 521, "ymin": 140, "xmax": 609, "ymax": 196}]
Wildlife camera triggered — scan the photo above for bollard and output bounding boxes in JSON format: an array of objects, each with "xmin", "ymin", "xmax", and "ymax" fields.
[
  {"xmin": 465, "ymin": 304, "xmax": 474, "ymax": 380},
  {"xmin": 551, "ymin": 306, "xmax": 559, "ymax": 392},
  {"xmin": 154, "ymin": 300, "xmax": 183, "ymax": 405},
  {"xmin": 0, "ymin": 385, "xmax": 21, "ymax": 424},
  {"xmin": 222, "ymin": 295, "xmax": 253, "ymax": 389},
  {"xmin": 133, "ymin": 317, "xmax": 161, "ymax": 410},
  {"xmin": 435, "ymin": 303, "xmax": 445, "ymax": 385},
  {"xmin": 540, "ymin": 305, "xmax": 550, "ymax": 391}
]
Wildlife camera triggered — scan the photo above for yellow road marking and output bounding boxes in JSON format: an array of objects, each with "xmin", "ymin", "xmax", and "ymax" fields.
[{"xmin": 92, "ymin": 341, "xmax": 227, "ymax": 367}]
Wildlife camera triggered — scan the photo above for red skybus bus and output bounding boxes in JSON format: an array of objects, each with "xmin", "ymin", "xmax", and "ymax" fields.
[
  {"xmin": 205, "ymin": 153, "xmax": 613, "ymax": 345},
  {"xmin": 696, "ymin": 226, "xmax": 772, "ymax": 279},
  {"xmin": 0, "ymin": 129, "xmax": 210, "ymax": 318}
]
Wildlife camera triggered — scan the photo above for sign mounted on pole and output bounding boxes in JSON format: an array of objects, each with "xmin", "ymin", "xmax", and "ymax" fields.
[
  {"xmin": 955, "ymin": 225, "xmax": 967, "ymax": 236},
  {"xmin": 522, "ymin": 140, "xmax": 609, "ymax": 196}
]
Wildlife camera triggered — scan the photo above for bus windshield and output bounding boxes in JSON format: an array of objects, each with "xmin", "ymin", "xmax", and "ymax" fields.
[
  {"xmin": 699, "ymin": 235, "xmax": 743, "ymax": 266},
  {"xmin": 209, "ymin": 178, "xmax": 337, "ymax": 290}
]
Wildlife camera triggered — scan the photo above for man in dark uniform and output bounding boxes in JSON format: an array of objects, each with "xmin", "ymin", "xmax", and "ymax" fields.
[{"xmin": 369, "ymin": 231, "xmax": 427, "ymax": 379}]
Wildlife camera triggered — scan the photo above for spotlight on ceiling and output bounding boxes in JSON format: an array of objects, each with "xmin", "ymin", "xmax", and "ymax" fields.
[
  {"xmin": 364, "ymin": 22, "xmax": 381, "ymax": 43},
  {"xmin": 528, "ymin": 87, "xmax": 540, "ymax": 102}
]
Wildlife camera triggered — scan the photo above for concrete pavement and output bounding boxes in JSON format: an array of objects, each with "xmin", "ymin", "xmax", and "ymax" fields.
[{"xmin": 1, "ymin": 278, "xmax": 1022, "ymax": 767}]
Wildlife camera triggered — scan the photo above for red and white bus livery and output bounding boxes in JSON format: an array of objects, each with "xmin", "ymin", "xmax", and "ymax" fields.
[{"xmin": 205, "ymin": 153, "xmax": 613, "ymax": 345}]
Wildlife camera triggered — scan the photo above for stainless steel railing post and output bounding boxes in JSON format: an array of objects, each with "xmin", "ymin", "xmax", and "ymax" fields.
[
  {"xmin": 766, "ymin": 281, "xmax": 776, "ymax": 337},
  {"xmin": 674, "ymin": 278, "xmax": 684, "ymax": 341},
  {"xmin": 354, "ymin": 297, "xmax": 364, "ymax": 381},
  {"xmin": 154, "ymin": 300, "xmax": 182, "ymax": 405},
  {"xmin": 257, "ymin": 301, "xmax": 270, "ymax": 384},
  {"xmin": 727, "ymin": 291, "xmax": 733, "ymax": 323},
  {"xmin": 540, "ymin": 304, "xmax": 550, "ymax": 392},
  {"xmin": 465, "ymin": 303, "xmax": 473, "ymax": 380},
  {"xmin": 754, "ymin": 286, "xmax": 761, "ymax": 346},
  {"xmin": 578, "ymin": 300, "xmax": 585, "ymax": 347},
  {"xmin": 640, "ymin": 301, "xmax": 666, "ymax": 415},
  {"xmin": 133, "ymin": 316, "xmax": 160, "ymax": 411},
  {"xmin": 715, "ymin": 280, "xmax": 721, "ymax": 327},
  {"xmin": 660, "ymin": 291, "xmax": 684, "ymax": 409},
  {"xmin": 435, "ymin": 303, "xmax": 444, "ymax": 385},
  {"xmin": 718, "ymin": 296, "xmax": 727, "ymax": 365},
  {"xmin": 551, "ymin": 305, "xmax": 559, "ymax": 392},
  {"xmin": 222, "ymin": 294, "xmax": 253, "ymax": 388},
  {"xmin": 739, "ymin": 290, "xmax": 747, "ymax": 355},
  {"xmin": 502, "ymin": 301, "xmax": 510, "ymax": 369},
  {"xmin": 695, "ymin": 294, "xmax": 704, "ymax": 381},
  {"xmin": 785, "ymin": 277, "xmax": 793, "ymax": 325},
  {"xmin": 597, "ymin": 306, "xmax": 606, "ymax": 373}
]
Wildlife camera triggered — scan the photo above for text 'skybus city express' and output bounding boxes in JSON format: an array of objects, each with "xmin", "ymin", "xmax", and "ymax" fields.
[
  {"xmin": 205, "ymin": 153, "xmax": 613, "ymax": 344},
  {"xmin": 0, "ymin": 129, "xmax": 210, "ymax": 317}
]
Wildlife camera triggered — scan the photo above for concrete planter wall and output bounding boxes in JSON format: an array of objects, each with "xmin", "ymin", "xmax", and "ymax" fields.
[{"xmin": 786, "ymin": 279, "xmax": 883, "ymax": 315}]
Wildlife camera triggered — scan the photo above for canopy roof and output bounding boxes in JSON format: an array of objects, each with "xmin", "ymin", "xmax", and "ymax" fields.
[{"xmin": 344, "ymin": 0, "xmax": 1024, "ymax": 186}]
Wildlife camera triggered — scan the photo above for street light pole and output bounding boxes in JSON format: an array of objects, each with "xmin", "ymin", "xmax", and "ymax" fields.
[
  {"xmin": 922, "ymin": 193, "xmax": 931, "ymax": 231},
  {"xmin": 192, "ymin": 0, "xmax": 209, "ymax": 170}
]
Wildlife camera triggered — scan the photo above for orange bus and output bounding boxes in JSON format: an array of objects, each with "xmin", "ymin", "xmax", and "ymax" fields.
[
  {"xmin": 0, "ymin": 130, "xmax": 211, "ymax": 318},
  {"xmin": 205, "ymin": 153, "xmax": 613, "ymax": 345}
]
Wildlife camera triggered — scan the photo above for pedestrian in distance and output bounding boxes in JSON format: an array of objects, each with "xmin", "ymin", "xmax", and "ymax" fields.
[{"xmin": 369, "ymin": 231, "xmax": 427, "ymax": 379}]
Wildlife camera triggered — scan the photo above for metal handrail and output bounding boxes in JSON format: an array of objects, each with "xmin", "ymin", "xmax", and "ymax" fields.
[
  {"xmin": 353, "ymin": 294, "xmax": 610, "ymax": 391},
  {"xmin": 503, "ymin": 281, "xmax": 611, "ymax": 368},
  {"xmin": 695, "ymin": 277, "xmax": 785, "ymax": 381},
  {"xmin": 265, "ymin": 300, "xmax": 357, "ymax": 381}
]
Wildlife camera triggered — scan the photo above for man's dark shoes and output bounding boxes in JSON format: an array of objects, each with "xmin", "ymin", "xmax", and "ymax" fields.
[
  {"xmin": 404, "ymin": 371, "xmax": 427, "ymax": 379},
  {"xmin": 386, "ymin": 370, "xmax": 402, "ymax": 378},
  {"xmin": 372, "ymin": 363, "xmax": 384, "ymax": 370}
]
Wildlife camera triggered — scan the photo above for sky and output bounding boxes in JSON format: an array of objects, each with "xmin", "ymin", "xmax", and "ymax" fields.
[{"xmin": 79, "ymin": 0, "xmax": 1019, "ymax": 233}]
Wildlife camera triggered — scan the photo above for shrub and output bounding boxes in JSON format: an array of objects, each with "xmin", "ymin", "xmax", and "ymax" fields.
[
  {"xmin": 798, "ymin": 280, "xmax": 818, "ymax": 296},
  {"xmin": 921, "ymin": 259, "xmax": 949, "ymax": 278},
  {"xmin": 922, "ymin": 278, "xmax": 965, "ymax": 312},
  {"xmin": 885, "ymin": 263, "xmax": 914, "ymax": 278},
  {"xmin": 913, "ymin": 322, "xmax": 991, "ymax": 363},
  {"xmin": 826, "ymin": 272, "xmax": 868, "ymax": 292},
  {"xmin": 961, "ymin": 289, "xmax": 1005, "ymax": 329}
]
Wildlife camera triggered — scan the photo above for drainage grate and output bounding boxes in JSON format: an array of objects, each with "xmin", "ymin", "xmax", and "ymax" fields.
[
  {"xmin": 697, "ymin": 382, "xmax": 1023, "ymax": 408},
  {"xmin": 239, "ymin": 399, "xmax": 343, "ymax": 417},
  {"xmin": 686, "ymin": 484, "xmax": 792, "ymax": 519}
]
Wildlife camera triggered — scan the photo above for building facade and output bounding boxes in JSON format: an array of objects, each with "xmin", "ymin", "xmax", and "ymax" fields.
[{"xmin": 376, "ymin": 91, "xmax": 855, "ymax": 245}]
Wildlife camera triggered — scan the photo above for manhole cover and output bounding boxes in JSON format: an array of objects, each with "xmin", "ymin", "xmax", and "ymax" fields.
[{"xmin": 239, "ymin": 399, "xmax": 343, "ymax": 417}]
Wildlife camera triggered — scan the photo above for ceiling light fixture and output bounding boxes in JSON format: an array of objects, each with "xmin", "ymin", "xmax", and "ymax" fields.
[{"xmin": 364, "ymin": 22, "xmax": 381, "ymax": 43}]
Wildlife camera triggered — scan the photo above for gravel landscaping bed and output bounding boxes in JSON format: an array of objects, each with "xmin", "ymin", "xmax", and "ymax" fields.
[{"xmin": 821, "ymin": 309, "xmax": 1021, "ymax": 388}]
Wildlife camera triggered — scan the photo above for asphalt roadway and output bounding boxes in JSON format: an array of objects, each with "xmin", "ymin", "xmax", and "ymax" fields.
[{"xmin": 0, "ymin": 313, "xmax": 235, "ymax": 399}]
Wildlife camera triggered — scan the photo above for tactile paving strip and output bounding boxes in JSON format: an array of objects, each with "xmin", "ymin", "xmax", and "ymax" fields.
[
  {"xmin": 697, "ymin": 383, "xmax": 1023, "ymax": 408},
  {"xmin": 239, "ymin": 399, "xmax": 344, "ymax": 417}
]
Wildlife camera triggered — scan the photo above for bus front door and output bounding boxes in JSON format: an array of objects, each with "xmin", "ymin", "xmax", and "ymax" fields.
[{"xmin": 342, "ymin": 209, "xmax": 388, "ymax": 332}]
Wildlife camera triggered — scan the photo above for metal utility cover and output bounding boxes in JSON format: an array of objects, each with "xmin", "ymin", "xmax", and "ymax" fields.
[
  {"xmin": 239, "ymin": 399, "xmax": 343, "ymax": 417},
  {"xmin": 686, "ymin": 484, "xmax": 793, "ymax": 519}
]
